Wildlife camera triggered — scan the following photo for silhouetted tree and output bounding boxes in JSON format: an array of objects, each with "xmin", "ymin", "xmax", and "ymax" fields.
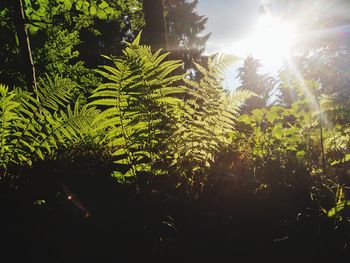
[
  {"xmin": 143, "ymin": 0, "xmax": 168, "ymax": 51},
  {"xmin": 260, "ymin": 0, "xmax": 350, "ymax": 121},
  {"xmin": 164, "ymin": 0, "xmax": 210, "ymax": 69},
  {"xmin": 237, "ymin": 55, "xmax": 273, "ymax": 112}
]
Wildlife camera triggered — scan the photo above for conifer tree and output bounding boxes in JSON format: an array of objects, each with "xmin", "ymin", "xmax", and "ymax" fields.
[
  {"xmin": 237, "ymin": 55, "xmax": 273, "ymax": 112},
  {"xmin": 164, "ymin": 0, "xmax": 210, "ymax": 69}
]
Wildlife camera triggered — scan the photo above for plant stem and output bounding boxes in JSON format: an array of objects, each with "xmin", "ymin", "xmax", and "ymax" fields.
[{"xmin": 13, "ymin": 0, "xmax": 37, "ymax": 91}]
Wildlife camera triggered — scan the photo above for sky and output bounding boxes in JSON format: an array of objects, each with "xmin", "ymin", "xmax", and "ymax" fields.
[
  {"xmin": 195, "ymin": 0, "xmax": 262, "ymax": 90},
  {"xmin": 196, "ymin": 0, "xmax": 261, "ymax": 53},
  {"xmin": 196, "ymin": 0, "xmax": 350, "ymax": 90}
]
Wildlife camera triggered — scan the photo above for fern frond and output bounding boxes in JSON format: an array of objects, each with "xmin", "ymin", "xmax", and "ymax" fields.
[
  {"xmin": 36, "ymin": 74, "xmax": 75, "ymax": 111},
  {"xmin": 0, "ymin": 85, "xmax": 25, "ymax": 171},
  {"xmin": 168, "ymin": 52, "xmax": 248, "ymax": 184},
  {"xmin": 90, "ymin": 36, "xmax": 187, "ymax": 182}
]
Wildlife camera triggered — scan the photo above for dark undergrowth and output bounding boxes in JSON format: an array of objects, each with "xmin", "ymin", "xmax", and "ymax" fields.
[{"xmin": 1, "ymin": 159, "xmax": 349, "ymax": 263}]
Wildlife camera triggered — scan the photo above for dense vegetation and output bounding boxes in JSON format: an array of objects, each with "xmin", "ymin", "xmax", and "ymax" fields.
[{"xmin": 0, "ymin": 0, "xmax": 350, "ymax": 262}]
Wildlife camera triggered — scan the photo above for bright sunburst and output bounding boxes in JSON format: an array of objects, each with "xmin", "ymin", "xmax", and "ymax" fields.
[
  {"xmin": 253, "ymin": 15, "xmax": 297, "ymax": 63},
  {"xmin": 232, "ymin": 14, "xmax": 298, "ymax": 68}
]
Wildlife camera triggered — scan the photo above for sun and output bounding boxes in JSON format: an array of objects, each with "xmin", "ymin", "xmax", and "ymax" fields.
[
  {"xmin": 232, "ymin": 15, "xmax": 298, "ymax": 68},
  {"xmin": 253, "ymin": 15, "xmax": 297, "ymax": 64}
]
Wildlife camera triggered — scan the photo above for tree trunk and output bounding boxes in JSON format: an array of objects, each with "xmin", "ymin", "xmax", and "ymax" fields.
[
  {"xmin": 143, "ymin": 0, "xmax": 168, "ymax": 51},
  {"xmin": 12, "ymin": 0, "xmax": 36, "ymax": 92}
]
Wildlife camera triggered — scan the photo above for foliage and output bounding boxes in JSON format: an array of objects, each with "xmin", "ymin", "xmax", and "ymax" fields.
[
  {"xmin": 236, "ymin": 95, "xmax": 349, "ymax": 180},
  {"xmin": 0, "ymin": 75, "xmax": 103, "ymax": 179},
  {"xmin": 87, "ymin": 36, "xmax": 251, "ymax": 192},
  {"xmin": 88, "ymin": 33, "xmax": 185, "ymax": 186},
  {"xmin": 167, "ymin": 54, "xmax": 252, "ymax": 190},
  {"xmin": 231, "ymin": 74, "xmax": 350, "ymax": 246},
  {"xmin": 0, "ymin": 0, "xmax": 144, "ymax": 90},
  {"xmin": 236, "ymin": 55, "xmax": 276, "ymax": 112},
  {"xmin": 0, "ymin": 35, "xmax": 252, "ymax": 194},
  {"xmin": 1, "ymin": 0, "xmax": 350, "ymax": 259},
  {"xmin": 0, "ymin": 5, "xmax": 25, "ymax": 87},
  {"xmin": 286, "ymin": 0, "xmax": 350, "ymax": 124},
  {"xmin": 164, "ymin": 0, "xmax": 211, "ymax": 69}
]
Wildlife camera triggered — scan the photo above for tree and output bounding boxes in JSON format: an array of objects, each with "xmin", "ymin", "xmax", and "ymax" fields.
[
  {"xmin": 236, "ymin": 55, "xmax": 274, "ymax": 112},
  {"xmin": 142, "ymin": 0, "xmax": 168, "ymax": 52},
  {"xmin": 261, "ymin": 0, "xmax": 350, "ymax": 122},
  {"xmin": 78, "ymin": 0, "xmax": 144, "ymax": 67},
  {"xmin": 0, "ymin": 0, "xmax": 143, "ymax": 92},
  {"xmin": 0, "ymin": 0, "xmax": 32, "ymax": 88},
  {"xmin": 141, "ymin": 0, "xmax": 210, "ymax": 70},
  {"xmin": 275, "ymin": 71, "xmax": 298, "ymax": 108},
  {"xmin": 164, "ymin": 0, "xmax": 210, "ymax": 69}
]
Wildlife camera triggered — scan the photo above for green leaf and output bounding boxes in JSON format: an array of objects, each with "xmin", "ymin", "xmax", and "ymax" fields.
[
  {"xmin": 296, "ymin": 150, "xmax": 305, "ymax": 157},
  {"xmin": 112, "ymin": 170, "xmax": 125, "ymax": 182},
  {"xmin": 76, "ymin": 0, "xmax": 83, "ymax": 10},
  {"xmin": 63, "ymin": 0, "xmax": 72, "ymax": 10},
  {"xmin": 112, "ymin": 148, "xmax": 127, "ymax": 156},
  {"xmin": 345, "ymin": 154, "xmax": 350, "ymax": 162},
  {"xmin": 98, "ymin": 1, "xmax": 109, "ymax": 9},
  {"xmin": 33, "ymin": 199, "xmax": 46, "ymax": 206},
  {"xmin": 327, "ymin": 200, "xmax": 350, "ymax": 218},
  {"xmin": 96, "ymin": 10, "xmax": 107, "ymax": 20},
  {"xmin": 90, "ymin": 5, "xmax": 97, "ymax": 15},
  {"xmin": 114, "ymin": 158, "xmax": 129, "ymax": 165}
]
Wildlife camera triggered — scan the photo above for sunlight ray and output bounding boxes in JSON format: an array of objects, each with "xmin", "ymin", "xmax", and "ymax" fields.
[
  {"xmin": 285, "ymin": 57, "xmax": 331, "ymax": 127},
  {"xmin": 306, "ymin": 24, "xmax": 350, "ymax": 41},
  {"xmin": 285, "ymin": 57, "xmax": 319, "ymax": 110}
]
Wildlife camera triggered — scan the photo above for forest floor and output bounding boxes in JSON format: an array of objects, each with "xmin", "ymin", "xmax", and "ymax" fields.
[{"xmin": 1, "ymin": 168, "xmax": 349, "ymax": 263}]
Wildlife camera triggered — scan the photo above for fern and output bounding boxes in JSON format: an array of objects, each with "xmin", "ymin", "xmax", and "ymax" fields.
[
  {"xmin": 0, "ymin": 85, "xmax": 25, "ymax": 173},
  {"xmin": 89, "ymin": 32, "xmax": 186, "ymax": 185},
  {"xmin": 1, "ymin": 39, "xmax": 250, "ymax": 192},
  {"xmin": 168, "ymin": 54, "xmax": 251, "ymax": 188},
  {"xmin": 0, "ymin": 76, "xmax": 103, "ymax": 179}
]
